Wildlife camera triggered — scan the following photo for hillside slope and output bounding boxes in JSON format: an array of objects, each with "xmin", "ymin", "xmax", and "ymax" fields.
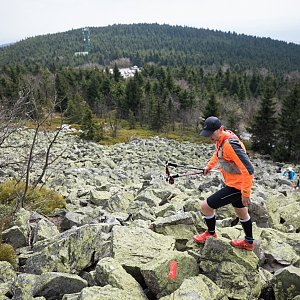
[{"xmin": 0, "ymin": 23, "xmax": 300, "ymax": 72}]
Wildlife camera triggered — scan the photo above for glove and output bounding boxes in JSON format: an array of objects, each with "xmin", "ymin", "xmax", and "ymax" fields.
[{"xmin": 203, "ymin": 166, "xmax": 211, "ymax": 176}]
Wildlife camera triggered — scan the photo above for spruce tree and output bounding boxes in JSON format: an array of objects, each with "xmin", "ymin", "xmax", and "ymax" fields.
[
  {"xmin": 250, "ymin": 81, "xmax": 277, "ymax": 154},
  {"xmin": 80, "ymin": 106, "xmax": 99, "ymax": 141},
  {"xmin": 55, "ymin": 72, "xmax": 69, "ymax": 111},
  {"xmin": 113, "ymin": 64, "xmax": 121, "ymax": 82},
  {"xmin": 65, "ymin": 93, "xmax": 85, "ymax": 123},
  {"xmin": 150, "ymin": 85, "xmax": 167, "ymax": 131},
  {"xmin": 203, "ymin": 94, "xmax": 219, "ymax": 120},
  {"xmin": 273, "ymin": 83, "xmax": 300, "ymax": 162}
]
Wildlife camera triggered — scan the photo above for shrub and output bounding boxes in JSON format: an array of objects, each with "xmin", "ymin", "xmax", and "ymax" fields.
[
  {"xmin": 0, "ymin": 243, "xmax": 17, "ymax": 267},
  {"xmin": 242, "ymin": 139, "xmax": 252, "ymax": 151},
  {"xmin": 0, "ymin": 181, "xmax": 65, "ymax": 267},
  {"xmin": 0, "ymin": 204, "xmax": 14, "ymax": 232},
  {"xmin": 0, "ymin": 180, "xmax": 66, "ymax": 215}
]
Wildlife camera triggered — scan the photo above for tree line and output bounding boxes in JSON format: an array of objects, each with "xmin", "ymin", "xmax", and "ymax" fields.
[
  {"xmin": 0, "ymin": 62, "xmax": 299, "ymax": 162},
  {"xmin": 1, "ymin": 24, "xmax": 300, "ymax": 73}
]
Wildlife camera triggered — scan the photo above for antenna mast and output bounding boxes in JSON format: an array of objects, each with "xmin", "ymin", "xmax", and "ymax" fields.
[{"xmin": 82, "ymin": 27, "xmax": 90, "ymax": 53}]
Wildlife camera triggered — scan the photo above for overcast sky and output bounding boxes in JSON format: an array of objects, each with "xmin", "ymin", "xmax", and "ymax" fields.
[{"xmin": 1, "ymin": 0, "xmax": 300, "ymax": 45}]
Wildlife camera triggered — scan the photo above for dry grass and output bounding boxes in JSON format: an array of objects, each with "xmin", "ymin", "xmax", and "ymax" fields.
[{"xmin": 96, "ymin": 121, "xmax": 206, "ymax": 145}]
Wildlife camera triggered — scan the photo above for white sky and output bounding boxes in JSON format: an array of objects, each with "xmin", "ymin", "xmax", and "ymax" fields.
[{"xmin": 1, "ymin": 0, "xmax": 300, "ymax": 45}]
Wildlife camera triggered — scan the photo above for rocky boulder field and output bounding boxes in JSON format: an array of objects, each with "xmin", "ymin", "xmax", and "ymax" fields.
[{"xmin": 0, "ymin": 128, "xmax": 300, "ymax": 300}]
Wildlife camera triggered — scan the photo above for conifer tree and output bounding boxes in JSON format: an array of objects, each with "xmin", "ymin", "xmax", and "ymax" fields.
[
  {"xmin": 65, "ymin": 93, "xmax": 86, "ymax": 123},
  {"xmin": 113, "ymin": 64, "xmax": 121, "ymax": 82},
  {"xmin": 124, "ymin": 73, "xmax": 143, "ymax": 117},
  {"xmin": 229, "ymin": 74, "xmax": 240, "ymax": 97},
  {"xmin": 80, "ymin": 106, "xmax": 100, "ymax": 141},
  {"xmin": 55, "ymin": 72, "xmax": 69, "ymax": 111},
  {"xmin": 250, "ymin": 81, "xmax": 277, "ymax": 154},
  {"xmin": 203, "ymin": 94, "xmax": 219, "ymax": 120},
  {"xmin": 249, "ymin": 72, "xmax": 260, "ymax": 96},
  {"xmin": 273, "ymin": 83, "xmax": 300, "ymax": 162},
  {"xmin": 150, "ymin": 84, "xmax": 167, "ymax": 131}
]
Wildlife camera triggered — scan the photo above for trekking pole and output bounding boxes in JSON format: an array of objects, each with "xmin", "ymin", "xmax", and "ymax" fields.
[
  {"xmin": 165, "ymin": 161, "xmax": 219, "ymax": 184},
  {"xmin": 166, "ymin": 162, "xmax": 202, "ymax": 184},
  {"xmin": 165, "ymin": 171, "xmax": 207, "ymax": 184},
  {"xmin": 166, "ymin": 161, "xmax": 202, "ymax": 170}
]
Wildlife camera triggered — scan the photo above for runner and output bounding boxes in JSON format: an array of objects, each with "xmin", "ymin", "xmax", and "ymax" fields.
[{"xmin": 194, "ymin": 116, "xmax": 255, "ymax": 251}]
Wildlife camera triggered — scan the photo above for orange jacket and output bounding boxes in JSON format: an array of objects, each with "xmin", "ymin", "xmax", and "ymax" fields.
[{"xmin": 207, "ymin": 129, "xmax": 254, "ymax": 197}]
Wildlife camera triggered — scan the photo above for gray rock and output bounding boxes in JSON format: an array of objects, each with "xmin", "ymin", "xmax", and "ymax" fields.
[
  {"xmin": 73, "ymin": 285, "xmax": 137, "ymax": 300},
  {"xmin": 259, "ymin": 228, "xmax": 300, "ymax": 273},
  {"xmin": 112, "ymin": 225, "xmax": 175, "ymax": 280},
  {"xmin": 32, "ymin": 218, "xmax": 60, "ymax": 243},
  {"xmin": 134, "ymin": 188, "xmax": 162, "ymax": 207},
  {"xmin": 150, "ymin": 212, "xmax": 197, "ymax": 250},
  {"xmin": 141, "ymin": 250, "xmax": 199, "ymax": 298},
  {"xmin": 12, "ymin": 273, "xmax": 39, "ymax": 300},
  {"xmin": 89, "ymin": 190, "xmax": 111, "ymax": 207},
  {"xmin": 0, "ymin": 261, "xmax": 17, "ymax": 284},
  {"xmin": 198, "ymin": 237, "xmax": 262, "ymax": 299},
  {"xmin": 0, "ymin": 283, "xmax": 11, "ymax": 299},
  {"xmin": 23, "ymin": 224, "xmax": 111, "ymax": 274},
  {"xmin": 182, "ymin": 198, "xmax": 201, "ymax": 213},
  {"xmin": 2, "ymin": 226, "xmax": 28, "ymax": 249},
  {"xmin": 106, "ymin": 191, "xmax": 133, "ymax": 213},
  {"xmin": 155, "ymin": 203, "xmax": 176, "ymax": 217},
  {"xmin": 32, "ymin": 272, "xmax": 87, "ymax": 300},
  {"xmin": 62, "ymin": 293, "xmax": 80, "ymax": 300},
  {"xmin": 60, "ymin": 211, "xmax": 86, "ymax": 231},
  {"xmin": 159, "ymin": 274, "xmax": 228, "ymax": 300},
  {"xmin": 249, "ymin": 196, "xmax": 270, "ymax": 228},
  {"xmin": 272, "ymin": 265, "xmax": 300, "ymax": 300},
  {"xmin": 95, "ymin": 257, "xmax": 147, "ymax": 299}
]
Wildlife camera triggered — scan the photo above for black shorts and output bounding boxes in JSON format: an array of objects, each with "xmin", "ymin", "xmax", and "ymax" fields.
[{"xmin": 207, "ymin": 186, "xmax": 245, "ymax": 209}]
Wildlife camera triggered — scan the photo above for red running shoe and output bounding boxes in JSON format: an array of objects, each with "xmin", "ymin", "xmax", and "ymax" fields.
[
  {"xmin": 193, "ymin": 230, "xmax": 217, "ymax": 244},
  {"xmin": 230, "ymin": 239, "xmax": 254, "ymax": 251}
]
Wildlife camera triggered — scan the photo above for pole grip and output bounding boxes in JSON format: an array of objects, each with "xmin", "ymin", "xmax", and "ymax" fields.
[{"xmin": 166, "ymin": 161, "xmax": 178, "ymax": 168}]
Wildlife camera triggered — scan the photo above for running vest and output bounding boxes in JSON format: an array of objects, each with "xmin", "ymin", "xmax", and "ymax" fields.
[{"xmin": 217, "ymin": 133, "xmax": 242, "ymax": 174}]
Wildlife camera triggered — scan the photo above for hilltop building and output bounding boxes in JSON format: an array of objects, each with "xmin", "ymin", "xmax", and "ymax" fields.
[{"xmin": 109, "ymin": 66, "xmax": 140, "ymax": 79}]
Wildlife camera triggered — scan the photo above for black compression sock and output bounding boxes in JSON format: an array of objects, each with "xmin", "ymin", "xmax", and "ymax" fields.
[
  {"xmin": 204, "ymin": 215, "xmax": 216, "ymax": 234},
  {"xmin": 240, "ymin": 218, "xmax": 253, "ymax": 244}
]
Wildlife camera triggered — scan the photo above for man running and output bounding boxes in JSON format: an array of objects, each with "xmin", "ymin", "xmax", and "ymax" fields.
[{"xmin": 194, "ymin": 116, "xmax": 255, "ymax": 251}]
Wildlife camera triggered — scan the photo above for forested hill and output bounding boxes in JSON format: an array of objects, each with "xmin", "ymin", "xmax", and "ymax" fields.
[{"xmin": 1, "ymin": 23, "xmax": 300, "ymax": 73}]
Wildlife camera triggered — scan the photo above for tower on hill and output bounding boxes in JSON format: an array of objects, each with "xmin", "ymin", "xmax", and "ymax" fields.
[
  {"xmin": 82, "ymin": 27, "xmax": 90, "ymax": 53},
  {"xmin": 74, "ymin": 27, "xmax": 90, "ymax": 56}
]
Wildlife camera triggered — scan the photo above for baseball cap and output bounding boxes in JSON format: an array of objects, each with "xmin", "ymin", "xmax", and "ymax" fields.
[{"xmin": 200, "ymin": 116, "xmax": 222, "ymax": 137}]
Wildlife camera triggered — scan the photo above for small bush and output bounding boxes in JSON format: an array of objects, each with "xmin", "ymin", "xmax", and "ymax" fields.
[
  {"xmin": 0, "ymin": 243, "xmax": 17, "ymax": 267},
  {"xmin": 0, "ymin": 204, "xmax": 14, "ymax": 232},
  {"xmin": 242, "ymin": 139, "xmax": 252, "ymax": 151},
  {"xmin": 0, "ymin": 180, "xmax": 66, "ymax": 215}
]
